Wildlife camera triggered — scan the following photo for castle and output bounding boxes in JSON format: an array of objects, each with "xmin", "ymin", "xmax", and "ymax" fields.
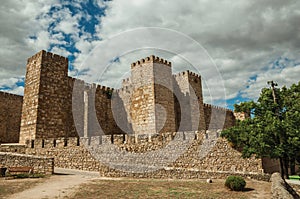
[
  {"xmin": 1, "ymin": 50, "xmax": 235, "ymax": 144},
  {"xmin": 0, "ymin": 50, "xmax": 275, "ymax": 179}
]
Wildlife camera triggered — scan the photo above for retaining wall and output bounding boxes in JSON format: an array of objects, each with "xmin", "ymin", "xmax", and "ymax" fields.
[{"xmin": 0, "ymin": 152, "xmax": 54, "ymax": 175}]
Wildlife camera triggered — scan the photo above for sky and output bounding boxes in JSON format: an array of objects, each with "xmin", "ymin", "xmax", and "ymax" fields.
[{"xmin": 0, "ymin": 0, "xmax": 299, "ymax": 110}]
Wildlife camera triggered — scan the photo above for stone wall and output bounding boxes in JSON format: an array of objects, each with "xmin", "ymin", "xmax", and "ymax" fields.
[
  {"xmin": 203, "ymin": 103, "xmax": 235, "ymax": 130},
  {"xmin": 0, "ymin": 152, "xmax": 54, "ymax": 175},
  {"xmin": 99, "ymin": 167, "xmax": 270, "ymax": 181},
  {"xmin": 234, "ymin": 112, "xmax": 250, "ymax": 121},
  {"xmin": 15, "ymin": 131, "xmax": 262, "ymax": 173},
  {"xmin": 0, "ymin": 92, "xmax": 23, "ymax": 143},
  {"xmin": 0, "ymin": 144, "xmax": 26, "ymax": 153},
  {"xmin": 270, "ymin": 172, "xmax": 294, "ymax": 199},
  {"xmin": 0, "ymin": 129, "xmax": 270, "ymax": 179}
]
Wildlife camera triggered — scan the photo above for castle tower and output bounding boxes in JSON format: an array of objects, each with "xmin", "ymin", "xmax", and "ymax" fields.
[
  {"xmin": 173, "ymin": 71, "xmax": 206, "ymax": 131},
  {"xmin": 19, "ymin": 50, "xmax": 69, "ymax": 144},
  {"xmin": 129, "ymin": 56, "xmax": 176, "ymax": 134}
]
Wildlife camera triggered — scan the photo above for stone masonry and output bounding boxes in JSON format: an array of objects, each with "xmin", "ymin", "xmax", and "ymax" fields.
[
  {"xmin": 1, "ymin": 50, "xmax": 237, "ymax": 145},
  {"xmin": 0, "ymin": 92, "xmax": 23, "ymax": 143},
  {"xmin": 0, "ymin": 50, "xmax": 274, "ymax": 178}
]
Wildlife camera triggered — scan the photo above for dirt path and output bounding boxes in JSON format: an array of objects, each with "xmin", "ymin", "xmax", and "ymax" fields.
[
  {"xmin": 7, "ymin": 168, "xmax": 100, "ymax": 199},
  {"xmin": 248, "ymin": 179, "xmax": 272, "ymax": 199},
  {"xmin": 6, "ymin": 168, "xmax": 272, "ymax": 199}
]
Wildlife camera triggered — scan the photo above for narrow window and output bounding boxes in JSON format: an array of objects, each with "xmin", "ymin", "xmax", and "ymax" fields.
[{"xmin": 64, "ymin": 139, "xmax": 68, "ymax": 147}]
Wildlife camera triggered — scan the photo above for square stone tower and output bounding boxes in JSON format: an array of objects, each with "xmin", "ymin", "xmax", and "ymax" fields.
[
  {"xmin": 19, "ymin": 50, "xmax": 69, "ymax": 144},
  {"xmin": 173, "ymin": 71, "xmax": 206, "ymax": 131},
  {"xmin": 129, "ymin": 56, "xmax": 176, "ymax": 134}
]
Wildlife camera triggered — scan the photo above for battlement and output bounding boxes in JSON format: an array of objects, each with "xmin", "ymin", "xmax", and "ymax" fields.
[
  {"xmin": 95, "ymin": 84, "xmax": 114, "ymax": 94},
  {"xmin": 122, "ymin": 77, "xmax": 131, "ymax": 84},
  {"xmin": 131, "ymin": 55, "xmax": 171, "ymax": 69},
  {"xmin": 0, "ymin": 91, "xmax": 23, "ymax": 99},
  {"xmin": 23, "ymin": 130, "xmax": 225, "ymax": 149},
  {"xmin": 27, "ymin": 50, "xmax": 68, "ymax": 64},
  {"xmin": 173, "ymin": 70, "xmax": 201, "ymax": 79},
  {"xmin": 203, "ymin": 103, "xmax": 232, "ymax": 113},
  {"xmin": 187, "ymin": 70, "xmax": 201, "ymax": 79},
  {"xmin": 68, "ymin": 77, "xmax": 114, "ymax": 93}
]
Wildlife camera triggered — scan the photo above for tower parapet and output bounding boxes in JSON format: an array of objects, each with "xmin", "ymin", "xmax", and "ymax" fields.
[{"xmin": 131, "ymin": 55, "xmax": 171, "ymax": 69}]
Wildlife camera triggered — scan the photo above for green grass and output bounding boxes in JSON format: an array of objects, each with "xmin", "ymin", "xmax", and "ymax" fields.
[{"xmin": 289, "ymin": 175, "xmax": 300, "ymax": 180}]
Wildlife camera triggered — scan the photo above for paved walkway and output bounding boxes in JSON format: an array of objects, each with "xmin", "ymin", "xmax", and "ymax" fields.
[
  {"xmin": 286, "ymin": 179, "xmax": 300, "ymax": 185},
  {"xmin": 7, "ymin": 168, "xmax": 100, "ymax": 199}
]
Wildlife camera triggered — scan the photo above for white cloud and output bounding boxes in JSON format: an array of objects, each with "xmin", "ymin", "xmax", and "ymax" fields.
[
  {"xmin": 1, "ymin": 0, "xmax": 300, "ymax": 104},
  {"xmin": 0, "ymin": 77, "xmax": 24, "ymax": 95},
  {"xmin": 87, "ymin": 0, "xmax": 300, "ymax": 102}
]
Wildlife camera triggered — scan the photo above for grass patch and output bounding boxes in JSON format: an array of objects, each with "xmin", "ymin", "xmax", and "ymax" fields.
[
  {"xmin": 289, "ymin": 175, "xmax": 300, "ymax": 180},
  {"xmin": 68, "ymin": 178, "xmax": 266, "ymax": 199}
]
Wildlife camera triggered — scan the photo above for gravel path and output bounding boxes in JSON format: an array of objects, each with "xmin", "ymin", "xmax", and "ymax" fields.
[{"xmin": 7, "ymin": 168, "xmax": 100, "ymax": 199}]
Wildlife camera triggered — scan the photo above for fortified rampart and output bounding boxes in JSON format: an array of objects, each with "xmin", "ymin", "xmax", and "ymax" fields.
[
  {"xmin": 2, "ymin": 50, "xmax": 236, "ymax": 145},
  {"xmin": 0, "ymin": 130, "xmax": 266, "ymax": 180},
  {"xmin": 203, "ymin": 103, "xmax": 236, "ymax": 129},
  {"xmin": 0, "ymin": 50, "xmax": 273, "ymax": 179}
]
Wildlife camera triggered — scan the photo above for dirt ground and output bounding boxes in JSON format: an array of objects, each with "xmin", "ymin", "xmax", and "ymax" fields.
[{"xmin": 0, "ymin": 168, "xmax": 272, "ymax": 199}]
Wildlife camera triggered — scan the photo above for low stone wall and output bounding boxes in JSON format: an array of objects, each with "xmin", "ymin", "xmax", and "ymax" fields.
[
  {"xmin": 99, "ymin": 167, "xmax": 270, "ymax": 181},
  {"xmin": 0, "ymin": 152, "xmax": 54, "ymax": 175},
  {"xmin": 0, "ymin": 144, "xmax": 26, "ymax": 153},
  {"xmin": 270, "ymin": 173, "xmax": 294, "ymax": 199},
  {"xmin": 25, "ymin": 143, "xmax": 102, "ymax": 171},
  {"xmin": 0, "ymin": 130, "xmax": 267, "ymax": 179}
]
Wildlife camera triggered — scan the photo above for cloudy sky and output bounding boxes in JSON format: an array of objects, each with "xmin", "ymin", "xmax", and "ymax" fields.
[{"xmin": 0, "ymin": 0, "xmax": 299, "ymax": 109}]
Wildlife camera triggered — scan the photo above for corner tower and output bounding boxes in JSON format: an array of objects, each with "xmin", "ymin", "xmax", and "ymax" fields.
[
  {"xmin": 173, "ymin": 71, "xmax": 206, "ymax": 131},
  {"xmin": 19, "ymin": 50, "xmax": 70, "ymax": 144},
  {"xmin": 129, "ymin": 55, "xmax": 176, "ymax": 134}
]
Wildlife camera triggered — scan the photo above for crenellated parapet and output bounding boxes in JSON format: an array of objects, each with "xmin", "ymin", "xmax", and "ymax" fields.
[
  {"xmin": 173, "ymin": 70, "xmax": 201, "ymax": 79},
  {"xmin": 131, "ymin": 55, "xmax": 171, "ymax": 69},
  {"xmin": 27, "ymin": 50, "xmax": 68, "ymax": 65},
  {"xmin": 23, "ymin": 130, "xmax": 226, "ymax": 150},
  {"xmin": 95, "ymin": 84, "xmax": 114, "ymax": 92},
  {"xmin": 203, "ymin": 103, "xmax": 235, "ymax": 130},
  {"xmin": 0, "ymin": 91, "xmax": 23, "ymax": 99},
  {"xmin": 203, "ymin": 103, "xmax": 232, "ymax": 113}
]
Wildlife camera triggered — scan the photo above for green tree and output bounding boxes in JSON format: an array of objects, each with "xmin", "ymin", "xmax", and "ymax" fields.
[{"xmin": 221, "ymin": 81, "xmax": 300, "ymax": 179}]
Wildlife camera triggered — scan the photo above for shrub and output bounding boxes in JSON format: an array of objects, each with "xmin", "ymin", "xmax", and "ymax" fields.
[
  {"xmin": 225, "ymin": 176, "xmax": 246, "ymax": 191},
  {"xmin": 14, "ymin": 173, "xmax": 45, "ymax": 179},
  {"xmin": 14, "ymin": 173, "xmax": 30, "ymax": 178},
  {"xmin": 30, "ymin": 174, "xmax": 45, "ymax": 178}
]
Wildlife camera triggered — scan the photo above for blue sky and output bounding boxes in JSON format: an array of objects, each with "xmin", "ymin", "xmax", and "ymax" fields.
[{"xmin": 0, "ymin": 0, "xmax": 300, "ymax": 110}]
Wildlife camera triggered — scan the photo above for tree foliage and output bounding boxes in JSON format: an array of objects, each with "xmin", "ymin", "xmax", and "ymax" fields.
[{"xmin": 221, "ymin": 81, "xmax": 300, "ymax": 178}]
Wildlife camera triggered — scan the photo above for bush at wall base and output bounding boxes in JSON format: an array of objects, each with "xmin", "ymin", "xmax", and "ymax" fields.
[{"xmin": 225, "ymin": 176, "xmax": 246, "ymax": 191}]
